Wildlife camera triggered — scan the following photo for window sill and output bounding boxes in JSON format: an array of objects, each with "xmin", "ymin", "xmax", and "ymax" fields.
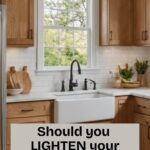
[{"xmin": 35, "ymin": 67, "xmax": 101, "ymax": 75}]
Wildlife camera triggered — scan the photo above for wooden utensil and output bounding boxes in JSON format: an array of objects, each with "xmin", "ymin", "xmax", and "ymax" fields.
[
  {"xmin": 10, "ymin": 67, "xmax": 21, "ymax": 89},
  {"xmin": 7, "ymin": 66, "xmax": 21, "ymax": 89},
  {"xmin": 7, "ymin": 68, "xmax": 15, "ymax": 89}
]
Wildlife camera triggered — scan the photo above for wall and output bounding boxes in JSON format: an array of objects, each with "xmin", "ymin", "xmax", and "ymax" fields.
[
  {"xmin": 7, "ymin": 46, "xmax": 150, "ymax": 93},
  {"xmin": 6, "ymin": 0, "xmax": 150, "ymax": 93}
]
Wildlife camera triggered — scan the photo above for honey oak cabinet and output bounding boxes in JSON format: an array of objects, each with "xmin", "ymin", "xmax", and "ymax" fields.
[
  {"xmin": 134, "ymin": 0, "xmax": 150, "ymax": 45},
  {"xmin": 6, "ymin": 100, "xmax": 54, "ymax": 150},
  {"xmin": 114, "ymin": 96, "xmax": 134, "ymax": 123},
  {"xmin": 6, "ymin": 0, "xmax": 34, "ymax": 47},
  {"xmin": 100, "ymin": 0, "xmax": 133, "ymax": 46},
  {"xmin": 134, "ymin": 97, "xmax": 150, "ymax": 150},
  {"xmin": 0, "ymin": 0, "xmax": 5, "ymax": 4},
  {"xmin": 134, "ymin": 113, "xmax": 150, "ymax": 150}
]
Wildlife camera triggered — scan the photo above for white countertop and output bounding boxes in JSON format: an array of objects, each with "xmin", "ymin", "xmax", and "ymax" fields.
[
  {"xmin": 6, "ymin": 88, "xmax": 150, "ymax": 103},
  {"xmin": 98, "ymin": 88, "xmax": 150, "ymax": 99},
  {"xmin": 7, "ymin": 92, "xmax": 56, "ymax": 103}
]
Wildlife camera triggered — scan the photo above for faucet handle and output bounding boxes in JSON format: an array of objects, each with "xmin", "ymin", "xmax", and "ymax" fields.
[
  {"xmin": 84, "ymin": 78, "xmax": 88, "ymax": 90},
  {"xmin": 61, "ymin": 80, "xmax": 65, "ymax": 92},
  {"xmin": 72, "ymin": 80, "xmax": 78, "ymax": 87}
]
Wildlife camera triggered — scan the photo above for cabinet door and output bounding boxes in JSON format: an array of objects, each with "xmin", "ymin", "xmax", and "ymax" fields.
[
  {"xmin": 109, "ymin": 0, "xmax": 133, "ymax": 45},
  {"xmin": 7, "ymin": 116, "xmax": 50, "ymax": 145},
  {"xmin": 115, "ymin": 96, "xmax": 134, "ymax": 123},
  {"xmin": 118, "ymin": 99, "xmax": 130, "ymax": 123},
  {"xmin": 0, "ymin": 0, "xmax": 5, "ymax": 4},
  {"xmin": 145, "ymin": 0, "xmax": 150, "ymax": 45},
  {"xmin": 140, "ymin": 124, "xmax": 150, "ymax": 150},
  {"xmin": 134, "ymin": 0, "xmax": 146, "ymax": 45},
  {"xmin": 134, "ymin": 113, "xmax": 150, "ymax": 150},
  {"xmin": 6, "ymin": 0, "xmax": 34, "ymax": 47}
]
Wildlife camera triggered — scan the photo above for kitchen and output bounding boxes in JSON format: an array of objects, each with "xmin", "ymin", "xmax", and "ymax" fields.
[{"xmin": 0, "ymin": 0, "xmax": 150, "ymax": 150}]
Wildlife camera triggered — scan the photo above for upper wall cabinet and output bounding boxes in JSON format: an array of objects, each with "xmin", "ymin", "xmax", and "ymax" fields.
[
  {"xmin": 100, "ymin": 0, "xmax": 133, "ymax": 46},
  {"xmin": 6, "ymin": 0, "xmax": 34, "ymax": 47},
  {"xmin": 0, "ymin": 0, "xmax": 5, "ymax": 4},
  {"xmin": 134, "ymin": 0, "xmax": 150, "ymax": 45}
]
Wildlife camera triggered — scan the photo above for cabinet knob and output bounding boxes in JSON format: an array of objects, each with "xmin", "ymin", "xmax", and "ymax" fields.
[
  {"xmin": 142, "ymin": 31, "xmax": 145, "ymax": 41},
  {"xmin": 145, "ymin": 31, "xmax": 148, "ymax": 41},
  {"xmin": 28, "ymin": 29, "xmax": 33, "ymax": 39},
  {"xmin": 109, "ymin": 31, "xmax": 113, "ymax": 41}
]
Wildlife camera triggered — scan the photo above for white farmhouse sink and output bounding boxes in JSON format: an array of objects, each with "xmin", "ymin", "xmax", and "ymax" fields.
[{"xmin": 54, "ymin": 91, "xmax": 115, "ymax": 123}]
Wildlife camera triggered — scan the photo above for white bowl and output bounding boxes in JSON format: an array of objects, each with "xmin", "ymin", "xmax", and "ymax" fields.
[{"xmin": 7, "ymin": 89, "xmax": 23, "ymax": 95}]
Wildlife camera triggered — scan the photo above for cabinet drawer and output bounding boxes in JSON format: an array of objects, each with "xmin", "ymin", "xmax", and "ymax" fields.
[
  {"xmin": 134, "ymin": 97, "xmax": 150, "ymax": 116},
  {"xmin": 7, "ymin": 116, "xmax": 51, "ymax": 145},
  {"xmin": 134, "ymin": 113, "xmax": 150, "ymax": 125},
  {"xmin": 7, "ymin": 101, "xmax": 53, "ymax": 118}
]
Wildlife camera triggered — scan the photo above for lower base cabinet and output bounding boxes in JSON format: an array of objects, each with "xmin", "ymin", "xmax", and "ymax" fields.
[
  {"xmin": 134, "ymin": 113, "xmax": 150, "ymax": 150},
  {"xmin": 115, "ymin": 96, "xmax": 150, "ymax": 150},
  {"xmin": 114, "ymin": 96, "xmax": 134, "ymax": 123},
  {"xmin": 6, "ymin": 100, "xmax": 54, "ymax": 150},
  {"xmin": 6, "ymin": 96, "xmax": 150, "ymax": 150}
]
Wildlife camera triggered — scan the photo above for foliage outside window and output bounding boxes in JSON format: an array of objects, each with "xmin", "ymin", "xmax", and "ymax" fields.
[{"xmin": 42, "ymin": 0, "xmax": 89, "ymax": 67}]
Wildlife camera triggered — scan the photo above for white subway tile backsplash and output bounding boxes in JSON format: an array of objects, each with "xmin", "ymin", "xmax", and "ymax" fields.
[{"xmin": 6, "ymin": 46, "xmax": 150, "ymax": 92}]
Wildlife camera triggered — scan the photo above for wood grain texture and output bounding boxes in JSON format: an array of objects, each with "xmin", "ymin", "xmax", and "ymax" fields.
[
  {"xmin": 109, "ymin": 0, "xmax": 133, "ymax": 45},
  {"xmin": 134, "ymin": 113, "xmax": 150, "ymax": 150},
  {"xmin": 100, "ymin": 0, "xmax": 133, "ymax": 46},
  {"xmin": 135, "ymin": 97, "xmax": 150, "ymax": 116},
  {"xmin": 114, "ymin": 96, "xmax": 134, "ymax": 123},
  {"xmin": 0, "ymin": 0, "xmax": 6, "ymax": 4},
  {"xmin": 7, "ymin": 101, "xmax": 53, "ymax": 118},
  {"xmin": 145, "ymin": 0, "xmax": 150, "ymax": 45},
  {"xmin": 6, "ymin": 0, "xmax": 34, "ymax": 47},
  {"xmin": 134, "ymin": 0, "xmax": 146, "ymax": 45},
  {"xmin": 6, "ymin": 100, "xmax": 54, "ymax": 146},
  {"xmin": 7, "ymin": 116, "xmax": 51, "ymax": 145},
  {"xmin": 99, "ymin": 0, "xmax": 109, "ymax": 45}
]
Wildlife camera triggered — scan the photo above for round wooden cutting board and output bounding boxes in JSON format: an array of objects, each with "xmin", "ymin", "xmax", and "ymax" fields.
[{"xmin": 17, "ymin": 66, "xmax": 32, "ymax": 94}]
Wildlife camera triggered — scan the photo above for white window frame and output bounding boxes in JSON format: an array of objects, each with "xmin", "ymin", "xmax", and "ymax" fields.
[{"xmin": 37, "ymin": 0, "xmax": 96, "ymax": 71}]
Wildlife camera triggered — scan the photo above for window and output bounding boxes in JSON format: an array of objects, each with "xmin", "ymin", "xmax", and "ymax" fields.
[{"xmin": 38, "ymin": 0, "xmax": 91, "ymax": 69}]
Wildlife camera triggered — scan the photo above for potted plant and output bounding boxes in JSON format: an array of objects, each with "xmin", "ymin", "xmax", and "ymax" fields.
[
  {"xmin": 135, "ymin": 59, "xmax": 149, "ymax": 87},
  {"xmin": 119, "ymin": 64, "xmax": 134, "ymax": 82}
]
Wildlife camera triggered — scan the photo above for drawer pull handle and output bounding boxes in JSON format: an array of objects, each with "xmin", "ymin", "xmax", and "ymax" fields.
[
  {"xmin": 28, "ymin": 29, "xmax": 33, "ymax": 39},
  {"xmin": 148, "ymin": 126, "xmax": 150, "ymax": 140},
  {"xmin": 137, "ymin": 105, "xmax": 147, "ymax": 109},
  {"xmin": 142, "ymin": 31, "xmax": 145, "ymax": 41},
  {"xmin": 21, "ymin": 109, "xmax": 34, "ymax": 112},
  {"xmin": 109, "ymin": 31, "xmax": 112, "ymax": 41},
  {"xmin": 145, "ymin": 31, "xmax": 148, "ymax": 41}
]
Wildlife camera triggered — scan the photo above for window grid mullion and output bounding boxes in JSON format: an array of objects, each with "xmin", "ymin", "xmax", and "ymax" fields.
[
  {"xmin": 41, "ymin": 0, "xmax": 89, "ymax": 67},
  {"xmin": 43, "ymin": 26, "xmax": 89, "ymax": 31}
]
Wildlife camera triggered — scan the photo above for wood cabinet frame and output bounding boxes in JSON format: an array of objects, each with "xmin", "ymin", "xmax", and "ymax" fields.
[
  {"xmin": 6, "ymin": 0, "xmax": 34, "ymax": 47},
  {"xmin": 100, "ymin": 0, "xmax": 133, "ymax": 46}
]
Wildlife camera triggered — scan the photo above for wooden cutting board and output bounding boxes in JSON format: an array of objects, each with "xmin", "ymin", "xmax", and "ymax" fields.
[
  {"xmin": 17, "ymin": 66, "xmax": 32, "ymax": 94},
  {"xmin": 7, "ymin": 70, "xmax": 15, "ymax": 89},
  {"xmin": 7, "ymin": 66, "xmax": 21, "ymax": 89}
]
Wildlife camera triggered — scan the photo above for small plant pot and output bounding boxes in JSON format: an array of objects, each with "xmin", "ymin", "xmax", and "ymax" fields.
[{"xmin": 137, "ymin": 74, "xmax": 147, "ymax": 87}]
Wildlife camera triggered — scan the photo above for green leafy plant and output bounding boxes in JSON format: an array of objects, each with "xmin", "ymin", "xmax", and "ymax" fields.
[
  {"xmin": 135, "ymin": 59, "xmax": 149, "ymax": 74},
  {"xmin": 119, "ymin": 65, "xmax": 134, "ymax": 81}
]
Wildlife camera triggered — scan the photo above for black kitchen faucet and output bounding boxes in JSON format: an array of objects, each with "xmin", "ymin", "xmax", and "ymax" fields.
[{"xmin": 69, "ymin": 59, "xmax": 81, "ymax": 91}]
